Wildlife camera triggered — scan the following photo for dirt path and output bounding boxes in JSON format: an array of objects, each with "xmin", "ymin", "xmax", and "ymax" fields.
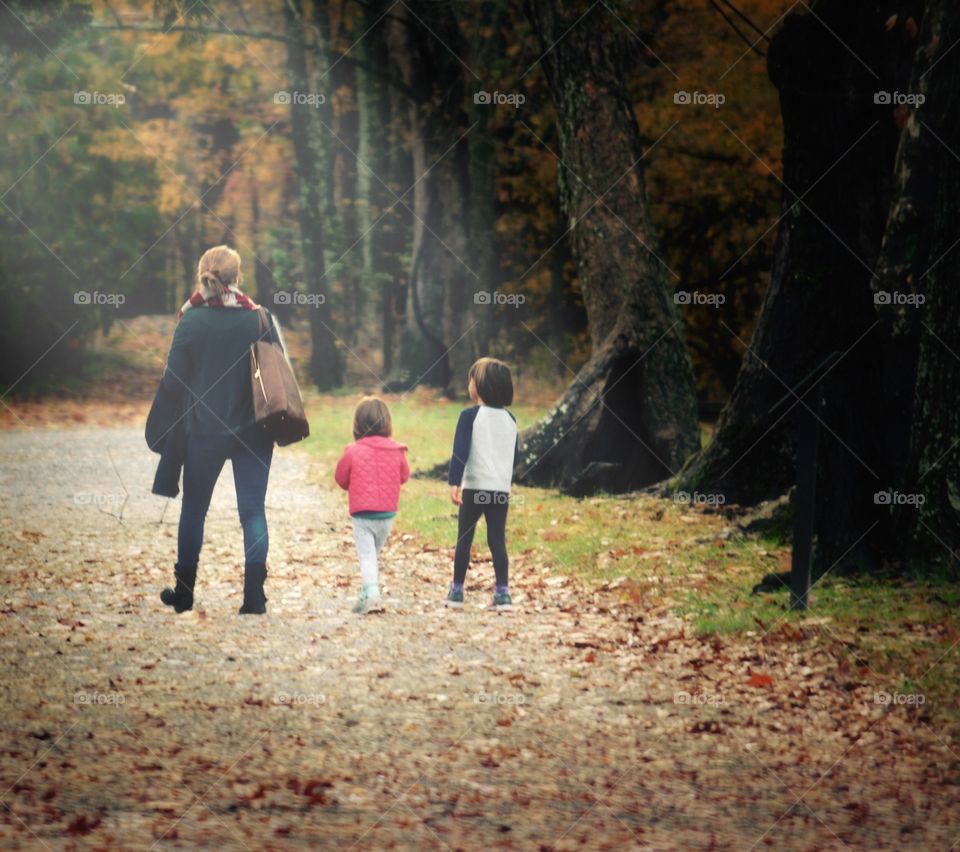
[{"xmin": 0, "ymin": 426, "xmax": 956, "ymax": 850}]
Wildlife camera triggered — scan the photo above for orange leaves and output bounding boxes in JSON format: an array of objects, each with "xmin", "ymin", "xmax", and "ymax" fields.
[
  {"xmin": 607, "ymin": 545, "xmax": 648, "ymax": 560},
  {"xmin": 745, "ymin": 672, "xmax": 774, "ymax": 689}
]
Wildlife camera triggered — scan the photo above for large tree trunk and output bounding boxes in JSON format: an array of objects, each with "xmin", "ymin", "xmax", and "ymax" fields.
[
  {"xmin": 283, "ymin": 0, "xmax": 342, "ymax": 390},
  {"xmin": 517, "ymin": 0, "xmax": 698, "ymax": 493},
  {"xmin": 307, "ymin": 0, "xmax": 339, "ymax": 255},
  {"xmin": 355, "ymin": 0, "xmax": 392, "ymax": 365},
  {"xmin": 461, "ymin": 3, "xmax": 506, "ymax": 367},
  {"xmin": 677, "ymin": 2, "xmax": 907, "ymax": 526},
  {"xmin": 893, "ymin": 0, "xmax": 960, "ymax": 562},
  {"xmin": 312, "ymin": 0, "xmax": 359, "ymax": 346},
  {"xmin": 250, "ymin": 183, "xmax": 276, "ymax": 308},
  {"xmin": 381, "ymin": 83, "xmax": 413, "ymax": 378}
]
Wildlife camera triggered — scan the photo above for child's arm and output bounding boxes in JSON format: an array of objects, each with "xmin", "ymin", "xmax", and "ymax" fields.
[
  {"xmin": 400, "ymin": 451, "xmax": 410, "ymax": 484},
  {"xmin": 448, "ymin": 408, "xmax": 476, "ymax": 505},
  {"xmin": 334, "ymin": 448, "xmax": 351, "ymax": 490}
]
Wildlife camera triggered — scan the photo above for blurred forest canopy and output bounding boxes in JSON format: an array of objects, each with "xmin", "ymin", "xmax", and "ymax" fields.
[{"xmin": 0, "ymin": 0, "xmax": 784, "ymax": 399}]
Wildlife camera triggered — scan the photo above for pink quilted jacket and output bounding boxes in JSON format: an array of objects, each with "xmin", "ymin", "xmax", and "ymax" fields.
[{"xmin": 334, "ymin": 435, "xmax": 410, "ymax": 514}]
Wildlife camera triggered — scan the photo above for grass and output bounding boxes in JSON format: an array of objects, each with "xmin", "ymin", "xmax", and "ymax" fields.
[{"xmin": 304, "ymin": 390, "xmax": 960, "ymax": 736}]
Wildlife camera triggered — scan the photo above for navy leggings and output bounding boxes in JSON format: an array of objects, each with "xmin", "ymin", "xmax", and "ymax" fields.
[
  {"xmin": 453, "ymin": 489, "xmax": 509, "ymax": 587},
  {"xmin": 177, "ymin": 431, "xmax": 273, "ymax": 567}
]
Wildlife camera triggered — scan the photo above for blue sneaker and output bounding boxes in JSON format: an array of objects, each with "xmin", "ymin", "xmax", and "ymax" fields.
[
  {"xmin": 443, "ymin": 584, "xmax": 464, "ymax": 609},
  {"xmin": 488, "ymin": 591, "xmax": 513, "ymax": 613}
]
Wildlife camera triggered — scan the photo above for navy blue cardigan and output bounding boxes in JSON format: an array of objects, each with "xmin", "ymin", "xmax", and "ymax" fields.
[{"xmin": 146, "ymin": 307, "xmax": 280, "ymax": 497}]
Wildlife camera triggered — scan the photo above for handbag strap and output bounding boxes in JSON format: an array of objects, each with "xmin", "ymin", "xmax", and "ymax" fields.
[{"xmin": 256, "ymin": 306, "xmax": 269, "ymax": 339}]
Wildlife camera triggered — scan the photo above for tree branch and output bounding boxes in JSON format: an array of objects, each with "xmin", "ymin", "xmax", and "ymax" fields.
[{"xmin": 709, "ymin": 0, "xmax": 766, "ymax": 58}]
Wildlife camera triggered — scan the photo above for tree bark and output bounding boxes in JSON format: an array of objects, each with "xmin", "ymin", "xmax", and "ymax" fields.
[
  {"xmin": 311, "ymin": 0, "xmax": 356, "ymax": 344},
  {"xmin": 283, "ymin": 0, "xmax": 341, "ymax": 389},
  {"xmin": 355, "ymin": 0, "xmax": 392, "ymax": 364},
  {"xmin": 461, "ymin": 3, "xmax": 506, "ymax": 370},
  {"xmin": 677, "ymin": 2, "xmax": 907, "ymax": 524},
  {"xmin": 250, "ymin": 182, "xmax": 276, "ymax": 308},
  {"xmin": 381, "ymin": 83, "xmax": 413, "ymax": 378},
  {"xmin": 517, "ymin": 0, "xmax": 699, "ymax": 493},
  {"xmin": 894, "ymin": 0, "xmax": 960, "ymax": 562}
]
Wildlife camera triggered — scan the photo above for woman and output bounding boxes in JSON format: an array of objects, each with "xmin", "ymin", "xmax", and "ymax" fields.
[{"xmin": 155, "ymin": 245, "xmax": 280, "ymax": 615}]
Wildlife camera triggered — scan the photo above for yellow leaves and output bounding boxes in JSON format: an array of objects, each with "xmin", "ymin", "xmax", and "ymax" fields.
[{"xmin": 86, "ymin": 127, "xmax": 149, "ymax": 164}]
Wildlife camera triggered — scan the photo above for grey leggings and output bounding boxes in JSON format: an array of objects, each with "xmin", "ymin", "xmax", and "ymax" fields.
[{"xmin": 352, "ymin": 515, "xmax": 393, "ymax": 589}]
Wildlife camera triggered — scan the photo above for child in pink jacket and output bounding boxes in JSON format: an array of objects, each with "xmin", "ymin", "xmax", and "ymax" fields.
[{"xmin": 335, "ymin": 396, "xmax": 409, "ymax": 614}]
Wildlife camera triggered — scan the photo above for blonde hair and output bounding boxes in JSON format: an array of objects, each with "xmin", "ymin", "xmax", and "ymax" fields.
[
  {"xmin": 353, "ymin": 396, "xmax": 392, "ymax": 440},
  {"xmin": 196, "ymin": 245, "xmax": 242, "ymax": 294}
]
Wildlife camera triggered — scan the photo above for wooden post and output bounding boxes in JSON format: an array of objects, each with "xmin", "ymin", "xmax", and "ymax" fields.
[
  {"xmin": 790, "ymin": 400, "xmax": 819, "ymax": 611},
  {"xmin": 770, "ymin": 351, "xmax": 840, "ymax": 612}
]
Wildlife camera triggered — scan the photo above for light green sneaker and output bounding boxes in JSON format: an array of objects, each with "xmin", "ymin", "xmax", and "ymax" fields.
[
  {"xmin": 352, "ymin": 586, "xmax": 384, "ymax": 614},
  {"xmin": 488, "ymin": 591, "xmax": 513, "ymax": 613}
]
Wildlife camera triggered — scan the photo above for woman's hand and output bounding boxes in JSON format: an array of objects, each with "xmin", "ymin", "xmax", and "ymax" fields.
[{"xmin": 450, "ymin": 485, "xmax": 463, "ymax": 506}]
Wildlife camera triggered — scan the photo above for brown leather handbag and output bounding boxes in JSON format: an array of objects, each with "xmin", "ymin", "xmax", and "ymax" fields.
[{"xmin": 250, "ymin": 308, "xmax": 310, "ymax": 446}]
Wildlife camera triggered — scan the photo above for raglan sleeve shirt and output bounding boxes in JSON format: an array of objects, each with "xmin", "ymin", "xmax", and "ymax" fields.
[{"xmin": 448, "ymin": 406, "xmax": 479, "ymax": 486}]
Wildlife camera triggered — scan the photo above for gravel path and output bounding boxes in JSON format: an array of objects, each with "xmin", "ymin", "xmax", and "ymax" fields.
[{"xmin": 0, "ymin": 426, "xmax": 956, "ymax": 850}]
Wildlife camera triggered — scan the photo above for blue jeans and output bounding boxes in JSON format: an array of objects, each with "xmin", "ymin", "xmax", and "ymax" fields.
[{"xmin": 177, "ymin": 431, "xmax": 274, "ymax": 567}]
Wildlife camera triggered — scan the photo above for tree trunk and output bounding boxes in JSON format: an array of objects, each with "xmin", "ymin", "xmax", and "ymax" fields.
[
  {"xmin": 549, "ymin": 215, "xmax": 572, "ymax": 377},
  {"xmin": 283, "ymin": 0, "xmax": 341, "ymax": 390},
  {"xmin": 312, "ymin": 0, "xmax": 358, "ymax": 345},
  {"xmin": 677, "ymin": 2, "xmax": 907, "ymax": 524},
  {"xmin": 382, "ymin": 84, "xmax": 413, "ymax": 378},
  {"xmin": 307, "ymin": 0, "xmax": 339, "ymax": 254},
  {"xmin": 462, "ymin": 2, "xmax": 505, "ymax": 366},
  {"xmin": 895, "ymin": 0, "xmax": 960, "ymax": 563},
  {"xmin": 517, "ymin": 0, "xmax": 698, "ymax": 493},
  {"xmin": 250, "ymin": 182, "xmax": 276, "ymax": 308},
  {"xmin": 355, "ymin": 0, "xmax": 391, "ymax": 364}
]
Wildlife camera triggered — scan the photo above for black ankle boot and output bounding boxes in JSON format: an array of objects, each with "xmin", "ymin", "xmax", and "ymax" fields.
[
  {"xmin": 238, "ymin": 562, "xmax": 267, "ymax": 615},
  {"xmin": 160, "ymin": 563, "xmax": 197, "ymax": 613}
]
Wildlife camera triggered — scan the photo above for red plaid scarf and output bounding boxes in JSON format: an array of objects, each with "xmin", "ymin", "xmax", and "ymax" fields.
[{"xmin": 177, "ymin": 283, "xmax": 258, "ymax": 320}]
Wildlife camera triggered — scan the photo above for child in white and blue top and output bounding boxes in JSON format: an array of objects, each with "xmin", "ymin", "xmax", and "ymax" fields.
[{"xmin": 445, "ymin": 357, "xmax": 520, "ymax": 612}]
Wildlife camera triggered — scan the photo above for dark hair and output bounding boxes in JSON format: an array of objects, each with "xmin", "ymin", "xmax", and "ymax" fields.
[
  {"xmin": 353, "ymin": 396, "xmax": 392, "ymax": 439},
  {"xmin": 469, "ymin": 357, "xmax": 513, "ymax": 408}
]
